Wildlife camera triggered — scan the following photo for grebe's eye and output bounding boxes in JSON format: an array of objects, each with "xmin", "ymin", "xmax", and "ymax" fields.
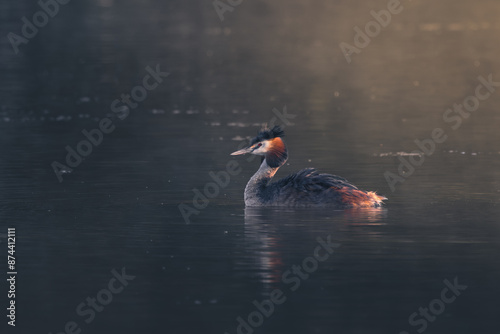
[{"xmin": 257, "ymin": 143, "xmax": 262, "ymax": 147}]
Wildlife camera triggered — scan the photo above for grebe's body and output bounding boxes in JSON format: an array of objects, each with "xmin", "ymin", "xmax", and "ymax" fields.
[{"xmin": 231, "ymin": 126, "xmax": 386, "ymax": 208}]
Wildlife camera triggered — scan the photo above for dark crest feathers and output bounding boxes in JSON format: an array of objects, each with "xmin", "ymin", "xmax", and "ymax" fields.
[{"xmin": 250, "ymin": 125, "xmax": 285, "ymax": 145}]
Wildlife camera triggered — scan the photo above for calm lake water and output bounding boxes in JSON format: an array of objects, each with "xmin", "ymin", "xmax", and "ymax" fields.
[{"xmin": 1, "ymin": 0, "xmax": 500, "ymax": 333}]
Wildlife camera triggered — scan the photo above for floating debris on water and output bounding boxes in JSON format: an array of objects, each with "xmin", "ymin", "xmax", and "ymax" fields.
[
  {"xmin": 227, "ymin": 122, "xmax": 248, "ymax": 127},
  {"xmin": 151, "ymin": 109, "xmax": 165, "ymax": 114},
  {"xmin": 377, "ymin": 152, "xmax": 424, "ymax": 157}
]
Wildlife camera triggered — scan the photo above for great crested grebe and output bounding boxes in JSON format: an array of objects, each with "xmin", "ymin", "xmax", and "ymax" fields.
[{"xmin": 231, "ymin": 126, "xmax": 387, "ymax": 208}]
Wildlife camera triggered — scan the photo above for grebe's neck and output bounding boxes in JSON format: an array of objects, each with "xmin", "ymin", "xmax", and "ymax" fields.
[
  {"xmin": 244, "ymin": 159, "xmax": 279, "ymax": 206},
  {"xmin": 243, "ymin": 137, "xmax": 288, "ymax": 206}
]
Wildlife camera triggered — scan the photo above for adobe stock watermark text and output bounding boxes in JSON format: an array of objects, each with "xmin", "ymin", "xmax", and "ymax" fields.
[{"xmin": 51, "ymin": 64, "xmax": 169, "ymax": 183}]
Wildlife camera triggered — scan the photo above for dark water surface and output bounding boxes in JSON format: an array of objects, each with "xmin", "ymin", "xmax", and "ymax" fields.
[{"xmin": 1, "ymin": 0, "xmax": 500, "ymax": 333}]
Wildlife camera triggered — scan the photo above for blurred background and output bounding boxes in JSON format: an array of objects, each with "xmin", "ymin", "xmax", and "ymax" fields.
[{"xmin": 1, "ymin": 0, "xmax": 499, "ymax": 333}]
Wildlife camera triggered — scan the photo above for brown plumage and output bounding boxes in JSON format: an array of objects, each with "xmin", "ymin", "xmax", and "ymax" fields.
[{"xmin": 335, "ymin": 187, "xmax": 387, "ymax": 208}]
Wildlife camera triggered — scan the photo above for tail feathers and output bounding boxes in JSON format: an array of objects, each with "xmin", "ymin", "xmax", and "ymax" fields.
[
  {"xmin": 336, "ymin": 187, "xmax": 387, "ymax": 208},
  {"xmin": 367, "ymin": 191, "xmax": 387, "ymax": 207}
]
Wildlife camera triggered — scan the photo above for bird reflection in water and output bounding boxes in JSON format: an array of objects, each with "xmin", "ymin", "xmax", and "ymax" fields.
[{"xmin": 241, "ymin": 207, "xmax": 388, "ymax": 288}]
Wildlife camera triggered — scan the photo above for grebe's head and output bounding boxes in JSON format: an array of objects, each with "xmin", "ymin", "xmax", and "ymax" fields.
[{"xmin": 230, "ymin": 125, "xmax": 288, "ymax": 167}]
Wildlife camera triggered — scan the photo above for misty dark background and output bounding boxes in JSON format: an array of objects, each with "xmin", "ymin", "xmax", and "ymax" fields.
[{"xmin": 1, "ymin": 0, "xmax": 499, "ymax": 333}]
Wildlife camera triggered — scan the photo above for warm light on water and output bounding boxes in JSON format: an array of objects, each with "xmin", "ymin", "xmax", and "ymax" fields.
[{"xmin": 1, "ymin": 0, "xmax": 500, "ymax": 333}]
